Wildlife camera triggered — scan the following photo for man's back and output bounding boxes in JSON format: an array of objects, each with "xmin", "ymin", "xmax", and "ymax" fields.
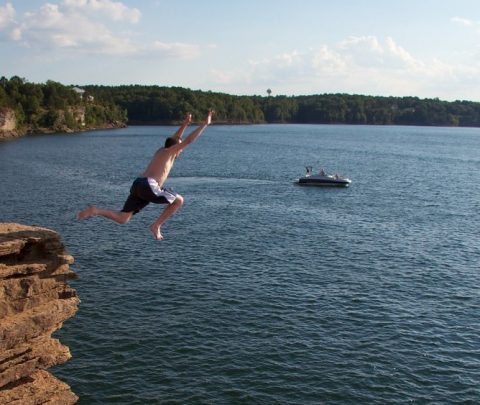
[{"xmin": 142, "ymin": 147, "xmax": 176, "ymax": 187}]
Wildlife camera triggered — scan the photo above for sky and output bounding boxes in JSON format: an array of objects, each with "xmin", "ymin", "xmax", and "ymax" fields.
[{"xmin": 1, "ymin": 0, "xmax": 480, "ymax": 101}]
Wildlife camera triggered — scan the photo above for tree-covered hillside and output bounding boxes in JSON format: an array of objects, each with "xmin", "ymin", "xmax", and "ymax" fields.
[
  {"xmin": 0, "ymin": 76, "xmax": 127, "ymax": 133},
  {"xmin": 3, "ymin": 77, "xmax": 480, "ymax": 131},
  {"xmin": 84, "ymin": 84, "xmax": 480, "ymax": 127},
  {"xmin": 82, "ymin": 85, "xmax": 265, "ymax": 124}
]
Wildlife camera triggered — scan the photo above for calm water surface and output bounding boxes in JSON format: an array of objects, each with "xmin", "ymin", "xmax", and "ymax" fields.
[{"xmin": 1, "ymin": 125, "xmax": 479, "ymax": 404}]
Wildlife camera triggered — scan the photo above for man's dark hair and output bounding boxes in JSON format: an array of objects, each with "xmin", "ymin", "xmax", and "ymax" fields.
[{"xmin": 165, "ymin": 137, "xmax": 180, "ymax": 148}]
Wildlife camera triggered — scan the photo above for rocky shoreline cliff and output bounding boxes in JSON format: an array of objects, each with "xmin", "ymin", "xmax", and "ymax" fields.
[
  {"xmin": 0, "ymin": 109, "xmax": 22, "ymax": 140},
  {"xmin": 0, "ymin": 223, "xmax": 79, "ymax": 404},
  {"xmin": 0, "ymin": 108, "xmax": 126, "ymax": 141}
]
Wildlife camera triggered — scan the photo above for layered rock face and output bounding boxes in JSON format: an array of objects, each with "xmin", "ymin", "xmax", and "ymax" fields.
[
  {"xmin": 0, "ymin": 223, "xmax": 79, "ymax": 404},
  {"xmin": 0, "ymin": 109, "xmax": 20, "ymax": 140},
  {"xmin": 0, "ymin": 109, "xmax": 16, "ymax": 132}
]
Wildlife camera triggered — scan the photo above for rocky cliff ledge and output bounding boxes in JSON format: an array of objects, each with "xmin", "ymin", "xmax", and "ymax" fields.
[
  {"xmin": 0, "ymin": 109, "xmax": 22, "ymax": 140},
  {"xmin": 0, "ymin": 223, "xmax": 79, "ymax": 404},
  {"xmin": 0, "ymin": 107, "xmax": 126, "ymax": 141}
]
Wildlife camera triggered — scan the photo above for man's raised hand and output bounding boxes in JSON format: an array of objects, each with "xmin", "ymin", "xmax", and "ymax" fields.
[{"xmin": 206, "ymin": 110, "xmax": 214, "ymax": 125}]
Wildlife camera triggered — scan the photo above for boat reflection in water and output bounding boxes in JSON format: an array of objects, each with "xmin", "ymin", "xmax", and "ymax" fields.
[{"xmin": 296, "ymin": 166, "xmax": 351, "ymax": 187}]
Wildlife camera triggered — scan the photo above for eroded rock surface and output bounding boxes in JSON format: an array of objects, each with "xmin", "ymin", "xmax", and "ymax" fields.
[{"xmin": 0, "ymin": 223, "xmax": 79, "ymax": 404}]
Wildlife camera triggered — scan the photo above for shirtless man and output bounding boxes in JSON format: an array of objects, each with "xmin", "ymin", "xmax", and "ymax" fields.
[{"xmin": 77, "ymin": 110, "xmax": 213, "ymax": 240}]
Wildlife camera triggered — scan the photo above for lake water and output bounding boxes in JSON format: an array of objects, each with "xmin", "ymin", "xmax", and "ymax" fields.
[{"xmin": 1, "ymin": 124, "xmax": 479, "ymax": 404}]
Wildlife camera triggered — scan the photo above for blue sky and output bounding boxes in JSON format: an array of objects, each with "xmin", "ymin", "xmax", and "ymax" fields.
[{"xmin": 1, "ymin": 0, "xmax": 480, "ymax": 100}]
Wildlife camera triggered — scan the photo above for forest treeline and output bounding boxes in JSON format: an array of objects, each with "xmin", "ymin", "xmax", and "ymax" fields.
[
  {"xmin": 0, "ymin": 76, "xmax": 127, "ymax": 133},
  {"xmin": 3, "ymin": 77, "xmax": 480, "ymax": 131},
  {"xmin": 83, "ymin": 84, "xmax": 480, "ymax": 127}
]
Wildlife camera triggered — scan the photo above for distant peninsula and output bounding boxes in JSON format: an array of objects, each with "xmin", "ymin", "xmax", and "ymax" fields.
[
  {"xmin": 2, "ymin": 76, "xmax": 480, "ymax": 140},
  {"xmin": 0, "ymin": 77, "xmax": 126, "ymax": 140}
]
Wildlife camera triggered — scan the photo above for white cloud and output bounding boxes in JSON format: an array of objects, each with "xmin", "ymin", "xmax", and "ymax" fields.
[
  {"xmin": 16, "ymin": 2, "xmax": 137, "ymax": 54},
  {"xmin": 312, "ymin": 45, "xmax": 347, "ymax": 73},
  {"xmin": 62, "ymin": 0, "xmax": 141, "ymax": 24},
  {"xmin": 337, "ymin": 35, "xmax": 420, "ymax": 70},
  {"xmin": 451, "ymin": 16, "xmax": 480, "ymax": 37},
  {"xmin": 384, "ymin": 37, "xmax": 418, "ymax": 67},
  {"xmin": 211, "ymin": 36, "xmax": 480, "ymax": 99},
  {"xmin": 451, "ymin": 16, "xmax": 474, "ymax": 27},
  {"xmin": 1, "ymin": 1, "xmax": 201, "ymax": 59},
  {"xmin": 0, "ymin": 2, "xmax": 18, "ymax": 40},
  {"xmin": 151, "ymin": 41, "xmax": 200, "ymax": 59},
  {"xmin": 0, "ymin": 2, "xmax": 15, "ymax": 28},
  {"xmin": 210, "ymin": 68, "xmax": 240, "ymax": 85},
  {"xmin": 339, "ymin": 35, "xmax": 383, "ymax": 66}
]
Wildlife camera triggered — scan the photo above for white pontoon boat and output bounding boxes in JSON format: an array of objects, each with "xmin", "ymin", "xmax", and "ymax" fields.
[{"xmin": 297, "ymin": 166, "xmax": 351, "ymax": 187}]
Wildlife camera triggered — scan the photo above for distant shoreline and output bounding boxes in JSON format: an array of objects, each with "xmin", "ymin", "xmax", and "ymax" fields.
[
  {"xmin": 3, "ymin": 78, "xmax": 480, "ymax": 140},
  {"xmin": 4, "ymin": 121, "xmax": 479, "ymax": 141},
  {"xmin": 0, "ymin": 122, "xmax": 126, "ymax": 141}
]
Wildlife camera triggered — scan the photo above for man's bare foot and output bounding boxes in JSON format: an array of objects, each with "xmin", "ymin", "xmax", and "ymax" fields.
[
  {"xmin": 76, "ymin": 205, "xmax": 97, "ymax": 220},
  {"xmin": 149, "ymin": 223, "xmax": 164, "ymax": 241}
]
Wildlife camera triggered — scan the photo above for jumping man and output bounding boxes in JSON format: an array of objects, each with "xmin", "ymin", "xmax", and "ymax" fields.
[{"xmin": 77, "ymin": 110, "xmax": 213, "ymax": 240}]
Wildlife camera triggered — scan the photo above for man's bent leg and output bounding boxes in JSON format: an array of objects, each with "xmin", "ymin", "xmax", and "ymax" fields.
[
  {"xmin": 77, "ymin": 205, "xmax": 133, "ymax": 224},
  {"xmin": 149, "ymin": 195, "xmax": 184, "ymax": 240}
]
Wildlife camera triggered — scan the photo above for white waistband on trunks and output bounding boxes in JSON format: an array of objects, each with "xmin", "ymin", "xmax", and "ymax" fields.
[
  {"xmin": 147, "ymin": 177, "xmax": 177, "ymax": 203},
  {"xmin": 147, "ymin": 177, "xmax": 165, "ymax": 196}
]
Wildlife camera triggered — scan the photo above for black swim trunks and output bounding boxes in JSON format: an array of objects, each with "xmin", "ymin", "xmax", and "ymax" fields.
[{"xmin": 121, "ymin": 177, "xmax": 178, "ymax": 215}]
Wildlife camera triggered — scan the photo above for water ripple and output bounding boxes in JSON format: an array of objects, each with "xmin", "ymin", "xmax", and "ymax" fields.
[{"xmin": 3, "ymin": 126, "xmax": 480, "ymax": 404}]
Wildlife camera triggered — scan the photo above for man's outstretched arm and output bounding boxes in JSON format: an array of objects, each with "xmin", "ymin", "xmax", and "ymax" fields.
[
  {"xmin": 172, "ymin": 113, "xmax": 192, "ymax": 141},
  {"xmin": 172, "ymin": 111, "xmax": 213, "ymax": 152}
]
